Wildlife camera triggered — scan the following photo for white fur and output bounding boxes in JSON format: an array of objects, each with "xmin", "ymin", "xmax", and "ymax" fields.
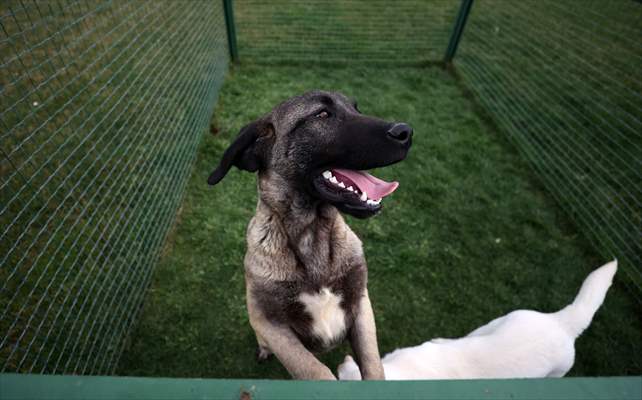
[
  {"xmin": 338, "ymin": 260, "xmax": 617, "ymax": 380},
  {"xmin": 299, "ymin": 288, "xmax": 346, "ymax": 345}
]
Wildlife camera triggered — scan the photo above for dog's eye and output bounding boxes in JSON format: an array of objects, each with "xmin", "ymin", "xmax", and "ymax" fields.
[{"xmin": 315, "ymin": 110, "xmax": 330, "ymax": 119}]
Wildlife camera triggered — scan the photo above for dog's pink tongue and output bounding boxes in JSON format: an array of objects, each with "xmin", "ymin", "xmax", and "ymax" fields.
[{"xmin": 333, "ymin": 169, "xmax": 399, "ymax": 199}]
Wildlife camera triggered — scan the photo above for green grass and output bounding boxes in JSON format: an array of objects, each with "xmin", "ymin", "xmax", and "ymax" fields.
[{"xmin": 117, "ymin": 65, "xmax": 641, "ymax": 378}]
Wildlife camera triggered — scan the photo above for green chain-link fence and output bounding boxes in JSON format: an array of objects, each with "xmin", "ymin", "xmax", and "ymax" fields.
[
  {"xmin": 234, "ymin": 0, "xmax": 461, "ymax": 65},
  {"xmin": 454, "ymin": 0, "xmax": 641, "ymax": 297},
  {"xmin": 1, "ymin": 0, "xmax": 228, "ymax": 374},
  {"xmin": 1, "ymin": 0, "xmax": 640, "ymax": 378}
]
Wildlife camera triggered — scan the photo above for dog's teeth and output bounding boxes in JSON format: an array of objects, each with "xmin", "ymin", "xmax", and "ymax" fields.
[
  {"xmin": 360, "ymin": 191, "xmax": 367, "ymax": 201},
  {"xmin": 322, "ymin": 171, "xmax": 332, "ymax": 179},
  {"xmin": 329, "ymin": 176, "xmax": 338, "ymax": 184},
  {"xmin": 338, "ymin": 182, "xmax": 345, "ymax": 188},
  {"xmin": 366, "ymin": 199, "xmax": 374, "ymax": 205},
  {"xmin": 347, "ymin": 186, "xmax": 354, "ymax": 192},
  {"xmin": 374, "ymin": 199, "xmax": 381, "ymax": 205}
]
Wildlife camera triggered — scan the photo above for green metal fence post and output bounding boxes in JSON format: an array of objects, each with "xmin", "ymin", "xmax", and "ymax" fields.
[
  {"xmin": 444, "ymin": 0, "xmax": 474, "ymax": 64},
  {"xmin": 223, "ymin": 0, "xmax": 239, "ymax": 63}
]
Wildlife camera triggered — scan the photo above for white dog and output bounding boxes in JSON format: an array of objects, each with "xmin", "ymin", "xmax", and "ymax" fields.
[{"xmin": 338, "ymin": 260, "xmax": 617, "ymax": 380}]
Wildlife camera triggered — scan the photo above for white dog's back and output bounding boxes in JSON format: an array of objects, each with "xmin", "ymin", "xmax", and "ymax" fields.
[{"xmin": 338, "ymin": 260, "xmax": 617, "ymax": 380}]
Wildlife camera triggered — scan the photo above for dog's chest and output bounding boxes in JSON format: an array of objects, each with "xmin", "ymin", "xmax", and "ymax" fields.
[
  {"xmin": 289, "ymin": 264, "xmax": 366, "ymax": 351},
  {"xmin": 248, "ymin": 211, "xmax": 367, "ymax": 352},
  {"xmin": 253, "ymin": 261, "xmax": 366, "ymax": 352},
  {"xmin": 298, "ymin": 288, "xmax": 346, "ymax": 345}
]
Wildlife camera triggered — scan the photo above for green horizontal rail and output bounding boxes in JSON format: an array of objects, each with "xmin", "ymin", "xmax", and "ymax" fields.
[{"xmin": 1, "ymin": 374, "xmax": 640, "ymax": 400}]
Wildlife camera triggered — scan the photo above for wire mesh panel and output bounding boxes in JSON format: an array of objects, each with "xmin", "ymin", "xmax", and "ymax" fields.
[
  {"xmin": 0, "ymin": 1, "xmax": 228, "ymax": 374},
  {"xmin": 455, "ymin": 0, "xmax": 642, "ymax": 295},
  {"xmin": 235, "ymin": 0, "xmax": 460, "ymax": 65}
]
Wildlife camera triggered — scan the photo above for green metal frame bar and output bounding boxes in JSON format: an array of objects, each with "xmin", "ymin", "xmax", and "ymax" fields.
[
  {"xmin": 222, "ymin": 0, "xmax": 239, "ymax": 63},
  {"xmin": 1, "ymin": 374, "xmax": 641, "ymax": 400},
  {"xmin": 444, "ymin": 0, "xmax": 474, "ymax": 64}
]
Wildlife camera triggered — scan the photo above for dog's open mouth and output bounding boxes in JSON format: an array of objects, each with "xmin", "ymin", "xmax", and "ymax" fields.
[{"xmin": 312, "ymin": 168, "xmax": 399, "ymax": 218}]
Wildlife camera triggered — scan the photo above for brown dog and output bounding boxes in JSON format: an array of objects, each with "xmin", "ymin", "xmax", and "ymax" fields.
[{"xmin": 208, "ymin": 91, "xmax": 412, "ymax": 379}]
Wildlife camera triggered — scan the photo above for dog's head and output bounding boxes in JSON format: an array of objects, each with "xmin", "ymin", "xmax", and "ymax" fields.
[{"xmin": 208, "ymin": 91, "xmax": 412, "ymax": 218}]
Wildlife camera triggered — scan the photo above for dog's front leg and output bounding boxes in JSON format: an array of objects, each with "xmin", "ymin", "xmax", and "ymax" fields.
[
  {"xmin": 247, "ymin": 297, "xmax": 335, "ymax": 380},
  {"xmin": 349, "ymin": 290, "xmax": 385, "ymax": 380}
]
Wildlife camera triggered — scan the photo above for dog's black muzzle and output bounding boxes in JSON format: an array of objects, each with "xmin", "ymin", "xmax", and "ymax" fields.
[{"xmin": 307, "ymin": 116, "xmax": 413, "ymax": 219}]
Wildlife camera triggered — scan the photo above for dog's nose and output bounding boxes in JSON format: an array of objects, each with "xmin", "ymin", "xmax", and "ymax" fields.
[{"xmin": 387, "ymin": 123, "xmax": 413, "ymax": 145}]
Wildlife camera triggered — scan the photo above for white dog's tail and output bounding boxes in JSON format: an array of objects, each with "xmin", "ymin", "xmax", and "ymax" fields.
[{"xmin": 555, "ymin": 260, "xmax": 617, "ymax": 338}]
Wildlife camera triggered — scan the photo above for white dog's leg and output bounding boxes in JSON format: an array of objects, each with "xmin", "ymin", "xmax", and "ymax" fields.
[{"xmin": 337, "ymin": 355, "xmax": 363, "ymax": 380}]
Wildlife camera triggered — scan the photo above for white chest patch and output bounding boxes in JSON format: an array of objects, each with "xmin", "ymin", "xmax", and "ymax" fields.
[{"xmin": 299, "ymin": 288, "xmax": 346, "ymax": 344}]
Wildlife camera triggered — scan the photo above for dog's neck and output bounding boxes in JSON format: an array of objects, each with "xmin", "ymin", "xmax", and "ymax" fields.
[
  {"xmin": 256, "ymin": 171, "xmax": 356, "ymax": 279},
  {"xmin": 247, "ymin": 171, "xmax": 364, "ymax": 282},
  {"xmin": 258, "ymin": 171, "xmax": 338, "ymax": 241}
]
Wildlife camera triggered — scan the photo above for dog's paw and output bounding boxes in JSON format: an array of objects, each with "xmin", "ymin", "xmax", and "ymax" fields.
[{"xmin": 255, "ymin": 346, "xmax": 273, "ymax": 363}]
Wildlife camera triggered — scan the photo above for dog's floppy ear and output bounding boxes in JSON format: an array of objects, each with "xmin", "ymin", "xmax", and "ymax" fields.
[{"xmin": 207, "ymin": 120, "xmax": 271, "ymax": 185}]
